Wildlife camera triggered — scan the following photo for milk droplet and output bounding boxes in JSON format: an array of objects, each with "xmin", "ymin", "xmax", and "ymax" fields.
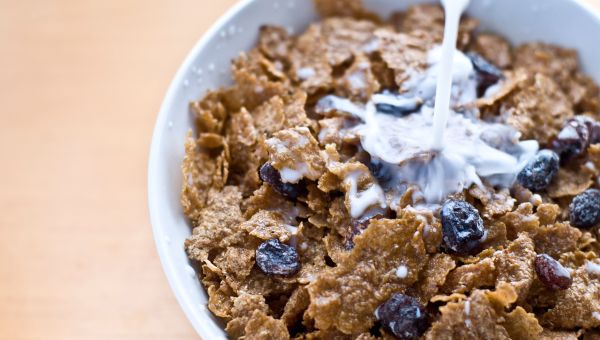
[
  {"xmin": 167, "ymin": 121, "xmax": 174, "ymax": 129},
  {"xmin": 395, "ymin": 265, "xmax": 408, "ymax": 278},
  {"xmin": 228, "ymin": 25, "xmax": 236, "ymax": 36},
  {"xmin": 183, "ymin": 79, "xmax": 189, "ymax": 87}
]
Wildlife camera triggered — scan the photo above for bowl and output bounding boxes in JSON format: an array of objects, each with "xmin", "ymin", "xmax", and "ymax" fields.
[{"xmin": 148, "ymin": 0, "xmax": 600, "ymax": 338}]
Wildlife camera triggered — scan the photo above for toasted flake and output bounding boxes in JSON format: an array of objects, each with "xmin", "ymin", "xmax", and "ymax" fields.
[
  {"xmin": 244, "ymin": 310, "xmax": 290, "ymax": 340},
  {"xmin": 266, "ymin": 127, "xmax": 325, "ymax": 183},
  {"xmin": 542, "ymin": 265, "xmax": 600, "ymax": 329},
  {"xmin": 306, "ymin": 212, "xmax": 427, "ymax": 334},
  {"xmin": 471, "ymin": 33, "xmax": 512, "ymax": 68},
  {"xmin": 185, "ymin": 187, "xmax": 244, "ymax": 262}
]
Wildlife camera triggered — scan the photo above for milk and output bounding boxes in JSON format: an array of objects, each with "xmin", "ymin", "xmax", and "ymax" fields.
[
  {"xmin": 432, "ymin": 0, "xmax": 472, "ymax": 150},
  {"xmin": 315, "ymin": 0, "xmax": 539, "ymax": 216}
]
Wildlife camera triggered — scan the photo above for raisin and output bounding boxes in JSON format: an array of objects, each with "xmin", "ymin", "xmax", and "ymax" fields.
[
  {"xmin": 441, "ymin": 200, "xmax": 485, "ymax": 255},
  {"xmin": 373, "ymin": 94, "xmax": 422, "ymax": 118},
  {"xmin": 467, "ymin": 52, "xmax": 504, "ymax": 97},
  {"xmin": 375, "ymin": 293, "xmax": 428, "ymax": 339},
  {"xmin": 552, "ymin": 116, "xmax": 600, "ymax": 161},
  {"xmin": 368, "ymin": 159, "xmax": 394, "ymax": 187},
  {"xmin": 569, "ymin": 189, "xmax": 600, "ymax": 229},
  {"xmin": 534, "ymin": 254, "xmax": 572, "ymax": 290},
  {"xmin": 259, "ymin": 163, "xmax": 306, "ymax": 200},
  {"xmin": 255, "ymin": 239, "xmax": 301, "ymax": 276},
  {"xmin": 516, "ymin": 150, "xmax": 560, "ymax": 192}
]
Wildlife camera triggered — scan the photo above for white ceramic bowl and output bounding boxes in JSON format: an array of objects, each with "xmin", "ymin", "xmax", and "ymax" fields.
[{"xmin": 148, "ymin": 0, "xmax": 600, "ymax": 338}]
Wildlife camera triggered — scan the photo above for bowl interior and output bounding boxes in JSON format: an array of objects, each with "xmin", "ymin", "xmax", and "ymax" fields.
[{"xmin": 148, "ymin": 0, "xmax": 600, "ymax": 338}]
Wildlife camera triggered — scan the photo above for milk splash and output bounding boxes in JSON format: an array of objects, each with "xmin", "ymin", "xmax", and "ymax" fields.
[{"xmin": 316, "ymin": 0, "xmax": 539, "ymax": 211}]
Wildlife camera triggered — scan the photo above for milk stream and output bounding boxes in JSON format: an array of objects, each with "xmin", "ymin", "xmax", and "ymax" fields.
[
  {"xmin": 314, "ymin": 0, "xmax": 539, "ymax": 217},
  {"xmin": 432, "ymin": 0, "xmax": 472, "ymax": 150}
]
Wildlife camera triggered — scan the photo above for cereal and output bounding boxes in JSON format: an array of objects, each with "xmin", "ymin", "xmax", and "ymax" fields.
[
  {"xmin": 280, "ymin": 286, "xmax": 310, "ymax": 327},
  {"xmin": 289, "ymin": 25, "xmax": 333, "ymax": 95},
  {"xmin": 214, "ymin": 246, "xmax": 257, "ymax": 282},
  {"xmin": 540, "ymin": 330, "xmax": 579, "ymax": 340},
  {"xmin": 191, "ymin": 91, "xmax": 228, "ymax": 134},
  {"xmin": 258, "ymin": 25, "xmax": 291, "ymax": 62},
  {"xmin": 399, "ymin": 4, "xmax": 478, "ymax": 49},
  {"xmin": 335, "ymin": 54, "xmax": 380, "ymax": 101},
  {"xmin": 266, "ymin": 127, "xmax": 326, "ymax": 183},
  {"xmin": 500, "ymin": 73, "xmax": 574, "ymax": 145},
  {"xmin": 178, "ymin": 1, "xmax": 600, "ymax": 337},
  {"xmin": 499, "ymin": 203, "xmax": 540, "ymax": 240},
  {"xmin": 244, "ymin": 310, "xmax": 290, "ymax": 340},
  {"xmin": 533, "ymin": 222, "xmax": 582, "ymax": 259},
  {"xmin": 514, "ymin": 43, "xmax": 579, "ymax": 90},
  {"xmin": 184, "ymin": 186, "xmax": 244, "ymax": 262},
  {"xmin": 375, "ymin": 29, "xmax": 429, "ymax": 88},
  {"xmin": 541, "ymin": 265, "xmax": 600, "ymax": 329},
  {"xmin": 226, "ymin": 108, "xmax": 265, "ymax": 196},
  {"xmin": 225, "ymin": 293, "xmax": 270, "ymax": 338},
  {"xmin": 240, "ymin": 210, "xmax": 292, "ymax": 242},
  {"xmin": 415, "ymin": 253, "xmax": 456, "ymax": 303},
  {"xmin": 470, "ymin": 33, "xmax": 512, "ymax": 69},
  {"xmin": 306, "ymin": 213, "xmax": 427, "ymax": 334},
  {"xmin": 442, "ymin": 256, "xmax": 496, "ymax": 294},
  {"xmin": 468, "ymin": 186, "xmax": 515, "ymax": 219},
  {"xmin": 313, "ymin": 0, "xmax": 378, "ymax": 21},
  {"xmin": 321, "ymin": 18, "xmax": 379, "ymax": 67},
  {"xmin": 547, "ymin": 167, "xmax": 593, "ymax": 198},
  {"xmin": 424, "ymin": 284, "xmax": 517, "ymax": 339},
  {"xmin": 207, "ymin": 282, "xmax": 235, "ymax": 318},
  {"xmin": 494, "ymin": 233, "xmax": 536, "ymax": 303},
  {"xmin": 502, "ymin": 307, "xmax": 543, "ymax": 339}
]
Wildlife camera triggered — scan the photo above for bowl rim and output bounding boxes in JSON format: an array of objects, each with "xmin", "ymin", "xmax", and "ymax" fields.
[{"xmin": 148, "ymin": 0, "xmax": 600, "ymax": 338}]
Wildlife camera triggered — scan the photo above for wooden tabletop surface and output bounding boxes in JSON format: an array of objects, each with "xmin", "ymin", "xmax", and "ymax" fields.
[{"xmin": 1, "ymin": 0, "xmax": 600, "ymax": 339}]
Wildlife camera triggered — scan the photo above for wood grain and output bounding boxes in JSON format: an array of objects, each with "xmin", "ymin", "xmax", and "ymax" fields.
[{"xmin": 1, "ymin": 0, "xmax": 599, "ymax": 339}]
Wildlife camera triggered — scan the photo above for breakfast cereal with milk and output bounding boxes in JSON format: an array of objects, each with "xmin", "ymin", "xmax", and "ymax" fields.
[{"xmin": 181, "ymin": 0, "xmax": 600, "ymax": 338}]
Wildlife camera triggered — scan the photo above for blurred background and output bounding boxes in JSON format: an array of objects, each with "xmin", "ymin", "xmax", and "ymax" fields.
[
  {"xmin": 0, "ymin": 0, "xmax": 237, "ymax": 339},
  {"xmin": 1, "ymin": 0, "xmax": 600, "ymax": 339}
]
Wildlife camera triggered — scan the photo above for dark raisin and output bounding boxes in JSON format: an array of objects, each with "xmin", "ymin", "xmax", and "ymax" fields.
[
  {"xmin": 375, "ymin": 293, "xmax": 428, "ymax": 339},
  {"xmin": 374, "ymin": 96, "xmax": 422, "ymax": 117},
  {"xmin": 534, "ymin": 254, "xmax": 572, "ymax": 290},
  {"xmin": 255, "ymin": 239, "xmax": 301, "ymax": 276},
  {"xmin": 516, "ymin": 150, "xmax": 560, "ymax": 192},
  {"xmin": 441, "ymin": 200, "xmax": 485, "ymax": 255},
  {"xmin": 259, "ymin": 163, "xmax": 305, "ymax": 200},
  {"xmin": 552, "ymin": 116, "xmax": 600, "ymax": 161},
  {"xmin": 368, "ymin": 159, "xmax": 394, "ymax": 187},
  {"xmin": 467, "ymin": 52, "xmax": 504, "ymax": 97},
  {"xmin": 569, "ymin": 189, "xmax": 600, "ymax": 229}
]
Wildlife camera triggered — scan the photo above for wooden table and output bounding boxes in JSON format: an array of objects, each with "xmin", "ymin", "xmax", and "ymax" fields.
[{"xmin": 1, "ymin": 0, "xmax": 600, "ymax": 339}]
